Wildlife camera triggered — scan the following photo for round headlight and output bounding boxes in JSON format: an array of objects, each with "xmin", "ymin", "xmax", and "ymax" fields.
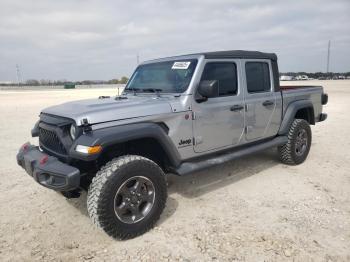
[{"xmin": 70, "ymin": 124, "xmax": 77, "ymax": 140}]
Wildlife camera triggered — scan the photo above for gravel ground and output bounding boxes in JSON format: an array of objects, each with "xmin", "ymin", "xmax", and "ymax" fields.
[{"xmin": 0, "ymin": 81, "xmax": 349, "ymax": 261}]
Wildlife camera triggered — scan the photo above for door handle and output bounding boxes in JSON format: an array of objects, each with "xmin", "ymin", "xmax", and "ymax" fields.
[
  {"xmin": 262, "ymin": 100, "xmax": 274, "ymax": 107},
  {"xmin": 230, "ymin": 105, "xmax": 244, "ymax": 112}
]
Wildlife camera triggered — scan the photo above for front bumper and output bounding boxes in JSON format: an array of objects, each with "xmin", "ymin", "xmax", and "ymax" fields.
[{"xmin": 16, "ymin": 143, "xmax": 80, "ymax": 191}]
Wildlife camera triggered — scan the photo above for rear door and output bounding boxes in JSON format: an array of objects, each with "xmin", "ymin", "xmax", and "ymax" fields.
[
  {"xmin": 192, "ymin": 60, "xmax": 245, "ymax": 153},
  {"xmin": 243, "ymin": 60, "xmax": 277, "ymax": 141}
]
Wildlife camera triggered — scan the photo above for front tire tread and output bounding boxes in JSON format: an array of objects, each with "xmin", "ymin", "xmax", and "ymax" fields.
[{"xmin": 87, "ymin": 155, "xmax": 166, "ymax": 239}]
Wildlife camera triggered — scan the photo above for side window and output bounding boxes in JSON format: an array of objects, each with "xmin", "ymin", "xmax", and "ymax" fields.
[
  {"xmin": 200, "ymin": 62, "xmax": 237, "ymax": 97},
  {"xmin": 245, "ymin": 62, "xmax": 271, "ymax": 93}
]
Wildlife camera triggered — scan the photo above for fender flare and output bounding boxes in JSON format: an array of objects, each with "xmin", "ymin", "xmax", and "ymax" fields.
[
  {"xmin": 278, "ymin": 100, "xmax": 314, "ymax": 135},
  {"xmin": 69, "ymin": 123, "xmax": 181, "ymax": 167}
]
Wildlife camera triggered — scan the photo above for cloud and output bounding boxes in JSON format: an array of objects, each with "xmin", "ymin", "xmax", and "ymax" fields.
[{"xmin": 0, "ymin": 0, "xmax": 349, "ymax": 81}]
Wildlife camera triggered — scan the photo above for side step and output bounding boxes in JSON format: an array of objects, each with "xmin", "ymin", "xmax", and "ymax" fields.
[{"xmin": 175, "ymin": 136, "xmax": 288, "ymax": 176}]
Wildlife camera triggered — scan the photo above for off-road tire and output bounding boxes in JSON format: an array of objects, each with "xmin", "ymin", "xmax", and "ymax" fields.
[
  {"xmin": 278, "ymin": 119, "xmax": 312, "ymax": 165},
  {"xmin": 87, "ymin": 155, "xmax": 167, "ymax": 239}
]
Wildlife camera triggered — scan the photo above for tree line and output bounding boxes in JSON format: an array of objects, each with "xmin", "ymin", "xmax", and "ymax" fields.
[
  {"xmin": 0, "ymin": 76, "xmax": 129, "ymax": 86},
  {"xmin": 2, "ymin": 71, "xmax": 350, "ymax": 86},
  {"xmin": 279, "ymin": 72, "xmax": 350, "ymax": 78}
]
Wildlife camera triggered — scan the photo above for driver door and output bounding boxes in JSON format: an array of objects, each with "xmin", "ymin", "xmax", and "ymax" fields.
[{"xmin": 192, "ymin": 60, "xmax": 245, "ymax": 153}]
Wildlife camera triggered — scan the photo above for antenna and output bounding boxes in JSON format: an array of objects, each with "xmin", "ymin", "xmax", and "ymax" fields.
[
  {"xmin": 136, "ymin": 53, "xmax": 140, "ymax": 65},
  {"xmin": 326, "ymin": 40, "xmax": 331, "ymax": 73},
  {"xmin": 16, "ymin": 64, "xmax": 22, "ymax": 86}
]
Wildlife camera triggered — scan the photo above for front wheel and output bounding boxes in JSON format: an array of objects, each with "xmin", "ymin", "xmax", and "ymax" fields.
[
  {"xmin": 87, "ymin": 155, "xmax": 167, "ymax": 239},
  {"xmin": 278, "ymin": 119, "xmax": 312, "ymax": 165}
]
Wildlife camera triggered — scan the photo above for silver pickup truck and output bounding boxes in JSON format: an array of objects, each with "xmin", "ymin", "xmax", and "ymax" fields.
[{"xmin": 16, "ymin": 50, "xmax": 328, "ymax": 239}]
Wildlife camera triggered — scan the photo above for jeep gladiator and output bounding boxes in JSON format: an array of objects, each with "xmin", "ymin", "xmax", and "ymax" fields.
[{"xmin": 17, "ymin": 50, "xmax": 328, "ymax": 239}]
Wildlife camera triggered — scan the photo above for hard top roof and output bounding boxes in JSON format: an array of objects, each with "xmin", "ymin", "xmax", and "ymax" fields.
[
  {"xmin": 198, "ymin": 50, "xmax": 277, "ymax": 61},
  {"xmin": 144, "ymin": 50, "xmax": 277, "ymax": 64}
]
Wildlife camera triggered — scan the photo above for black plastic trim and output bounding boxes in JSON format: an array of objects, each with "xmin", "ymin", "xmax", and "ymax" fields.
[
  {"xmin": 174, "ymin": 136, "xmax": 287, "ymax": 176},
  {"xmin": 322, "ymin": 93, "xmax": 328, "ymax": 105},
  {"xmin": 39, "ymin": 122, "xmax": 72, "ymax": 155},
  {"xmin": 271, "ymin": 60, "xmax": 280, "ymax": 92},
  {"xmin": 31, "ymin": 120, "xmax": 40, "ymax": 137},
  {"xmin": 278, "ymin": 100, "xmax": 314, "ymax": 135},
  {"xmin": 318, "ymin": 113, "xmax": 327, "ymax": 122},
  {"xmin": 39, "ymin": 113, "xmax": 74, "ymax": 126},
  {"xmin": 202, "ymin": 50, "xmax": 277, "ymax": 61},
  {"xmin": 16, "ymin": 143, "xmax": 80, "ymax": 191},
  {"xmin": 69, "ymin": 123, "xmax": 181, "ymax": 167}
]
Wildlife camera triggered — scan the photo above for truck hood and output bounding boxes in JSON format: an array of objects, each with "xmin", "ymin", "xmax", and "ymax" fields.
[{"xmin": 42, "ymin": 95, "xmax": 175, "ymax": 125}]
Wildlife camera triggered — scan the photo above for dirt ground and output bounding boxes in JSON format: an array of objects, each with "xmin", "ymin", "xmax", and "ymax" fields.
[{"xmin": 0, "ymin": 80, "xmax": 349, "ymax": 262}]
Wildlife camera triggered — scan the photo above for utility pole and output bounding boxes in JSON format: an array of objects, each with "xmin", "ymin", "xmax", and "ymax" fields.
[
  {"xmin": 326, "ymin": 40, "xmax": 331, "ymax": 73},
  {"xmin": 16, "ymin": 64, "xmax": 22, "ymax": 86}
]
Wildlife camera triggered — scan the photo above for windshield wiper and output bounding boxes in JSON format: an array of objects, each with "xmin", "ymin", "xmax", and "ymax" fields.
[
  {"xmin": 124, "ymin": 87, "xmax": 164, "ymax": 96},
  {"xmin": 123, "ymin": 87, "xmax": 142, "ymax": 95},
  {"xmin": 140, "ymin": 88, "xmax": 163, "ymax": 97},
  {"xmin": 141, "ymin": 88, "xmax": 162, "ymax": 93}
]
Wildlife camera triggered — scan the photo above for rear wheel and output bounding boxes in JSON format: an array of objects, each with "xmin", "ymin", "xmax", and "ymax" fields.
[
  {"xmin": 87, "ymin": 155, "xmax": 167, "ymax": 239},
  {"xmin": 278, "ymin": 119, "xmax": 312, "ymax": 165}
]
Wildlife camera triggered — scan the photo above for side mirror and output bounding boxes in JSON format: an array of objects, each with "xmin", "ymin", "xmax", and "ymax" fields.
[{"xmin": 196, "ymin": 80, "xmax": 219, "ymax": 102}]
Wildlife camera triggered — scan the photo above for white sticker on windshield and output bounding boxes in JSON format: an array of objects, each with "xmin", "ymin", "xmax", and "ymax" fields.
[{"xmin": 172, "ymin": 61, "xmax": 191, "ymax": 70}]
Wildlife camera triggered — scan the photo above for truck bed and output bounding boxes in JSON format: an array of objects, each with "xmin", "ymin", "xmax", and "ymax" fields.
[
  {"xmin": 280, "ymin": 85, "xmax": 325, "ymax": 122},
  {"xmin": 280, "ymin": 85, "xmax": 322, "ymax": 90}
]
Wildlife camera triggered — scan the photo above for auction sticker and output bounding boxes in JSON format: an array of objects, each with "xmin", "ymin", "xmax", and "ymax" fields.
[{"xmin": 172, "ymin": 61, "xmax": 191, "ymax": 69}]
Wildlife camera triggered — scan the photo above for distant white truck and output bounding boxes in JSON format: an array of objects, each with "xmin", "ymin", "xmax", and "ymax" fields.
[
  {"xmin": 280, "ymin": 75, "xmax": 294, "ymax": 81},
  {"xmin": 296, "ymin": 75, "xmax": 309, "ymax": 80}
]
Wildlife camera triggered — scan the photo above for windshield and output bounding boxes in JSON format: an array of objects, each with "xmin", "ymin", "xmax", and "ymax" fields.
[{"xmin": 125, "ymin": 59, "xmax": 198, "ymax": 93}]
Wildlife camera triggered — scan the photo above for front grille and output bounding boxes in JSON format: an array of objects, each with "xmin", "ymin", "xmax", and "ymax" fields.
[{"xmin": 39, "ymin": 127, "xmax": 66, "ymax": 154}]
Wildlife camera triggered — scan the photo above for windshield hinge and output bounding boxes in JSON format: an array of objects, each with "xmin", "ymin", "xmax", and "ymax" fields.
[{"xmin": 81, "ymin": 118, "xmax": 92, "ymax": 133}]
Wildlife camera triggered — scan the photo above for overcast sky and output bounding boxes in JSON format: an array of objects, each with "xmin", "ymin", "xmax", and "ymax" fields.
[{"xmin": 0, "ymin": 0, "xmax": 349, "ymax": 81}]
